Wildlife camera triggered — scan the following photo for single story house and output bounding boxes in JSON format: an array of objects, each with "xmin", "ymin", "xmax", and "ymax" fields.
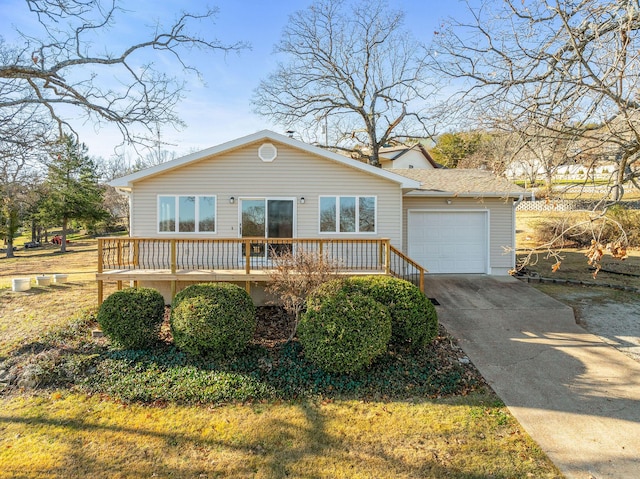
[{"xmin": 100, "ymin": 130, "xmax": 527, "ymax": 303}]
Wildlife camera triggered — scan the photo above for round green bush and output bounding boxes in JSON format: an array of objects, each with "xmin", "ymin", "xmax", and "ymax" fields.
[
  {"xmin": 170, "ymin": 283, "xmax": 256, "ymax": 358},
  {"xmin": 298, "ymin": 291, "xmax": 391, "ymax": 374},
  {"xmin": 310, "ymin": 276, "xmax": 438, "ymax": 349},
  {"xmin": 97, "ymin": 287, "xmax": 165, "ymax": 350}
]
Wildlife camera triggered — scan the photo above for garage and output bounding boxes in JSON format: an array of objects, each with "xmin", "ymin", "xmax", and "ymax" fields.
[{"xmin": 408, "ymin": 210, "xmax": 489, "ymax": 274}]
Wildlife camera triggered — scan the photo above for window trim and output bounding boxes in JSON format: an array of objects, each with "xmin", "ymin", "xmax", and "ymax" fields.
[
  {"xmin": 318, "ymin": 195, "xmax": 377, "ymax": 234},
  {"xmin": 157, "ymin": 194, "xmax": 217, "ymax": 234}
]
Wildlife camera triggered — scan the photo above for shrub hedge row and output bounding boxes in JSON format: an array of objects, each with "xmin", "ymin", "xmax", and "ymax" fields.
[{"xmin": 96, "ymin": 276, "xmax": 438, "ymax": 374}]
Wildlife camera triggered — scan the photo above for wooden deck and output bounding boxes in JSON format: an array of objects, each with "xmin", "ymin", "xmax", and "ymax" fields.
[{"xmin": 96, "ymin": 237, "xmax": 425, "ymax": 304}]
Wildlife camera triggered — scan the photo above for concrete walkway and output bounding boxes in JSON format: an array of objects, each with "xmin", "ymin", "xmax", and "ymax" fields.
[{"xmin": 425, "ymin": 275, "xmax": 640, "ymax": 479}]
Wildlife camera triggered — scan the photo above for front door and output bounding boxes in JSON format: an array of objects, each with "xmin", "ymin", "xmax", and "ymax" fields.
[{"xmin": 240, "ymin": 198, "xmax": 294, "ymax": 258}]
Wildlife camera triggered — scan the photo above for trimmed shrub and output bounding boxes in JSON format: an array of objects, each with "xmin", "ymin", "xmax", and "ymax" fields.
[
  {"xmin": 298, "ymin": 291, "xmax": 391, "ymax": 374},
  {"xmin": 310, "ymin": 276, "xmax": 438, "ymax": 349},
  {"xmin": 170, "ymin": 283, "xmax": 256, "ymax": 358},
  {"xmin": 97, "ymin": 287, "xmax": 165, "ymax": 350}
]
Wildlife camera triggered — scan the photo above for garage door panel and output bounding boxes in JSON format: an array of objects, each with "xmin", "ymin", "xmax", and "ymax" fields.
[{"xmin": 408, "ymin": 211, "xmax": 488, "ymax": 274}]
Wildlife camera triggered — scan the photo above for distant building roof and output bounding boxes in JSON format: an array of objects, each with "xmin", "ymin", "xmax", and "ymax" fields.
[{"xmin": 379, "ymin": 144, "xmax": 443, "ymax": 168}]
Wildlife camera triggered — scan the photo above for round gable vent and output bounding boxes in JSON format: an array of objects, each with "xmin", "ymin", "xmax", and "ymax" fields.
[{"xmin": 258, "ymin": 143, "xmax": 278, "ymax": 162}]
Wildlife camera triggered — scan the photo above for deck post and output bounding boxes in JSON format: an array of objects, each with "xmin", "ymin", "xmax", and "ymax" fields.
[
  {"xmin": 419, "ymin": 269, "xmax": 425, "ymax": 293},
  {"xmin": 170, "ymin": 239, "xmax": 177, "ymax": 274},
  {"xmin": 97, "ymin": 238, "xmax": 104, "ymax": 305},
  {"xmin": 244, "ymin": 240, "xmax": 251, "ymax": 274},
  {"xmin": 170, "ymin": 239, "xmax": 177, "ymax": 301},
  {"xmin": 384, "ymin": 239, "xmax": 391, "ymax": 275},
  {"xmin": 98, "ymin": 280, "xmax": 104, "ymax": 306},
  {"xmin": 97, "ymin": 238, "xmax": 103, "ymax": 274}
]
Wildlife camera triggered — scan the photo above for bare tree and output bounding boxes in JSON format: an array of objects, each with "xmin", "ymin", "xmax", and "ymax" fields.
[
  {"xmin": 0, "ymin": 0, "xmax": 247, "ymax": 148},
  {"xmin": 253, "ymin": 0, "xmax": 437, "ymax": 166},
  {"xmin": 0, "ymin": 106, "xmax": 50, "ymax": 257},
  {"xmin": 431, "ymin": 0, "xmax": 640, "ymax": 202},
  {"xmin": 458, "ymin": 130, "xmax": 523, "ymax": 178}
]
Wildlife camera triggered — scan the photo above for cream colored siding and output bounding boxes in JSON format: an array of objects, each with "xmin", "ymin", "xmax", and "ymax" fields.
[
  {"xmin": 402, "ymin": 196, "xmax": 515, "ymax": 274},
  {"xmin": 380, "ymin": 150, "xmax": 434, "ymax": 169},
  {"xmin": 130, "ymin": 141, "xmax": 403, "ymax": 246}
]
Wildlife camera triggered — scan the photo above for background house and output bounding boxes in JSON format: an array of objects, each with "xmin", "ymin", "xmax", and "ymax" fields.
[{"xmin": 379, "ymin": 144, "xmax": 441, "ymax": 170}]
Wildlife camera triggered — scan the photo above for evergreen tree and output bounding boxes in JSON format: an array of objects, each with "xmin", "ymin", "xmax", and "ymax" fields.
[{"xmin": 43, "ymin": 135, "xmax": 107, "ymax": 252}]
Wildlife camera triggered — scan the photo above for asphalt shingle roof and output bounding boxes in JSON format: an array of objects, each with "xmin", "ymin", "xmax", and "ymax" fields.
[{"xmin": 394, "ymin": 168, "xmax": 526, "ymax": 197}]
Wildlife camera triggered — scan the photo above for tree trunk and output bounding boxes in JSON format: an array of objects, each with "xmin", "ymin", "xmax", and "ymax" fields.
[
  {"xmin": 61, "ymin": 216, "xmax": 68, "ymax": 253},
  {"xmin": 4, "ymin": 206, "xmax": 19, "ymax": 258},
  {"xmin": 613, "ymin": 164, "xmax": 625, "ymax": 202},
  {"xmin": 6, "ymin": 237, "xmax": 15, "ymax": 258},
  {"xmin": 544, "ymin": 170, "xmax": 553, "ymax": 198}
]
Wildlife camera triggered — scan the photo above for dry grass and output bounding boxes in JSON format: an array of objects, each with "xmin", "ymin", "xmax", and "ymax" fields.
[
  {"xmin": 0, "ymin": 237, "xmax": 116, "ymax": 359},
  {"xmin": 0, "ymin": 237, "xmax": 98, "ymax": 284},
  {"xmin": 0, "ymin": 233, "xmax": 564, "ymax": 478},
  {"xmin": 558, "ymin": 189, "xmax": 640, "ymax": 201},
  {"xmin": 516, "ymin": 211, "xmax": 640, "ymax": 288},
  {"xmin": 0, "ymin": 392, "xmax": 561, "ymax": 479}
]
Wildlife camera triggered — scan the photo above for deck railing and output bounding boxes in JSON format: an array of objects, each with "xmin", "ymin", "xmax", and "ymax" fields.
[
  {"xmin": 97, "ymin": 237, "xmax": 426, "ymax": 300},
  {"xmin": 388, "ymin": 246, "xmax": 425, "ymax": 292},
  {"xmin": 98, "ymin": 237, "xmax": 396, "ymax": 274}
]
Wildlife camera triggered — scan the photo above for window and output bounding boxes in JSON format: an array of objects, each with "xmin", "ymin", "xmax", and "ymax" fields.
[
  {"xmin": 319, "ymin": 196, "xmax": 376, "ymax": 233},
  {"xmin": 158, "ymin": 195, "xmax": 216, "ymax": 233}
]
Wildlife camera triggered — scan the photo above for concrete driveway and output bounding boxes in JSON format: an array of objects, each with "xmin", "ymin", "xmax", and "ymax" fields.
[{"xmin": 424, "ymin": 275, "xmax": 640, "ymax": 479}]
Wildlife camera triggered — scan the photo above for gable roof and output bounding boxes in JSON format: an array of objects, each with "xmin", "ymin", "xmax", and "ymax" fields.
[
  {"xmin": 379, "ymin": 144, "xmax": 442, "ymax": 168},
  {"xmin": 394, "ymin": 169, "xmax": 528, "ymax": 198},
  {"xmin": 110, "ymin": 130, "xmax": 421, "ymax": 190}
]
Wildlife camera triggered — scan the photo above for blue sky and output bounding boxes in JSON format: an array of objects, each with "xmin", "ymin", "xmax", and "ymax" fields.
[{"xmin": 1, "ymin": 0, "xmax": 473, "ymax": 161}]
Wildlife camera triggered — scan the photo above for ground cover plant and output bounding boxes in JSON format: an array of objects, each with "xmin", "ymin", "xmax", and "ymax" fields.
[
  {"xmin": 0, "ymin": 236, "xmax": 563, "ymax": 477},
  {"xmin": 30, "ymin": 307, "xmax": 480, "ymax": 404}
]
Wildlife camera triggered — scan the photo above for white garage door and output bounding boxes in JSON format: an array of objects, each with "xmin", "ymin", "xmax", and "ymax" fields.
[{"xmin": 408, "ymin": 211, "xmax": 488, "ymax": 274}]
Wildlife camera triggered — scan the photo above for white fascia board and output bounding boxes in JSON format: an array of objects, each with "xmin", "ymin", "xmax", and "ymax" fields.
[{"xmin": 404, "ymin": 190, "xmax": 531, "ymax": 199}]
